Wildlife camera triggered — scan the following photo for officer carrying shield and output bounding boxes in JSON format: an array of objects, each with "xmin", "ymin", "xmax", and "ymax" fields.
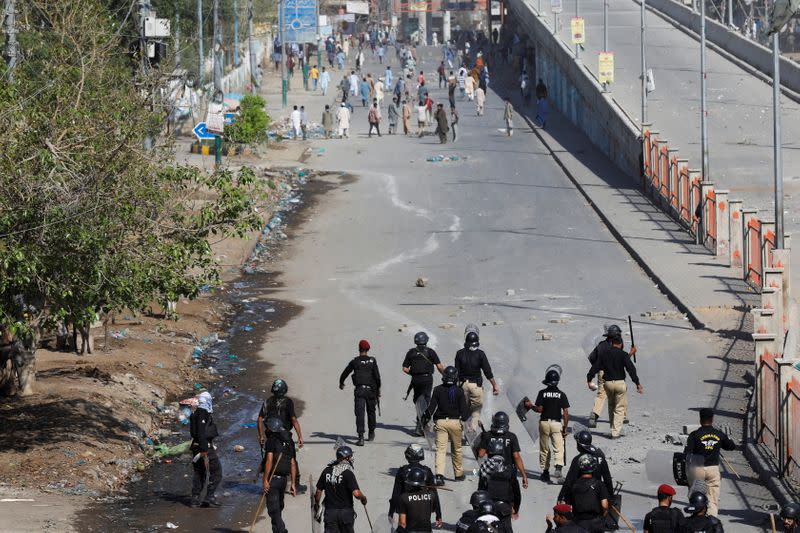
[
  {"xmin": 560, "ymin": 454, "xmax": 609, "ymax": 533},
  {"xmin": 258, "ymin": 378, "xmax": 304, "ymax": 448},
  {"xmin": 262, "ymin": 417, "xmax": 298, "ymax": 533},
  {"xmin": 523, "ymin": 368, "xmax": 569, "ymax": 483},
  {"xmin": 339, "ymin": 340, "xmax": 381, "ymax": 446},
  {"xmin": 314, "ymin": 446, "xmax": 368, "ymax": 533},
  {"xmin": 403, "ymin": 332, "xmax": 444, "ymax": 436},
  {"xmin": 396, "ymin": 465, "xmax": 443, "ymax": 532},
  {"xmin": 478, "ymin": 440, "xmax": 521, "ymax": 532},
  {"xmin": 422, "ymin": 366, "xmax": 469, "ymax": 486},
  {"xmin": 558, "ymin": 431, "xmax": 613, "ymax": 503},
  {"xmin": 476, "ymin": 412, "xmax": 528, "ymax": 488},
  {"xmin": 455, "ymin": 329, "xmax": 500, "ymax": 435}
]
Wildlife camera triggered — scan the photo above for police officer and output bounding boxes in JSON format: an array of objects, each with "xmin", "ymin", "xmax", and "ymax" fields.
[
  {"xmin": 403, "ymin": 332, "xmax": 444, "ymax": 436},
  {"xmin": 476, "ymin": 412, "xmax": 529, "ymax": 488},
  {"xmin": 587, "ymin": 325, "xmax": 633, "ymax": 428},
  {"xmin": 781, "ymin": 503, "xmax": 800, "ymax": 532},
  {"xmin": 478, "ymin": 440, "xmax": 521, "ymax": 532},
  {"xmin": 457, "ymin": 491, "xmax": 493, "ymax": 533},
  {"xmin": 258, "ymin": 378, "xmax": 304, "ymax": 448},
  {"xmin": 339, "ymin": 339, "xmax": 381, "ymax": 446},
  {"xmin": 560, "ymin": 454, "xmax": 609, "ymax": 533},
  {"xmin": 262, "ymin": 418, "xmax": 297, "ymax": 533},
  {"xmin": 189, "ymin": 391, "xmax": 222, "ymax": 508},
  {"xmin": 471, "ymin": 500, "xmax": 501, "ymax": 531},
  {"xmin": 422, "ymin": 366, "xmax": 469, "ymax": 486},
  {"xmin": 642, "ymin": 484, "xmax": 683, "ymax": 533},
  {"xmin": 586, "ymin": 332, "xmax": 642, "ymax": 438},
  {"xmin": 314, "ymin": 446, "xmax": 368, "ymax": 533},
  {"xmin": 396, "ymin": 465, "xmax": 443, "ymax": 532},
  {"xmin": 545, "ymin": 504, "xmax": 589, "ymax": 532},
  {"xmin": 681, "ymin": 492, "xmax": 723, "ymax": 532},
  {"xmin": 389, "ymin": 444, "xmax": 437, "ymax": 520},
  {"xmin": 525, "ymin": 369, "xmax": 569, "ymax": 482},
  {"xmin": 558, "ymin": 431, "xmax": 613, "ymax": 503},
  {"xmin": 683, "ymin": 408, "xmax": 735, "ymax": 516},
  {"xmin": 455, "ymin": 330, "xmax": 500, "ymax": 434}
]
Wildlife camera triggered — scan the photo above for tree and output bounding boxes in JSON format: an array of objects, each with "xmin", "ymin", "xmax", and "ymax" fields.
[
  {"xmin": 225, "ymin": 94, "xmax": 270, "ymax": 144},
  {"xmin": 0, "ymin": 1, "xmax": 263, "ymax": 395}
]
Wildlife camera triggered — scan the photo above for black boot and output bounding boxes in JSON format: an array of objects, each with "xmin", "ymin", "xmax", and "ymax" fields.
[
  {"xmin": 367, "ymin": 430, "xmax": 375, "ymax": 441},
  {"xmin": 540, "ymin": 470, "xmax": 550, "ymax": 483},
  {"xmin": 356, "ymin": 434, "xmax": 365, "ymax": 446}
]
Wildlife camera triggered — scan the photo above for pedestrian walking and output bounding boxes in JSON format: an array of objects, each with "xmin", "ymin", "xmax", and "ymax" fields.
[
  {"xmin": 476, "ymin": 412, "xmax": 529, "ymax": 487},
  {"xmin": 349, "ymin": 71, "xmax": 359, "ymax": 96},
  {"xmin": 456, "ymin": 491, "xmax": 493, "ymax": 533},
  {"xmin": 451, "ymin": 107, "xmax": 459, "ymax": 142},
  {"xmin": 367, "ymin": 100, "xmax": 382, "ymax": 137},
  {"xmin": 535, "ymin": 78, "xmax": 548, "ymax": 100},
  {"xmin": 367, "ymin": 73, "xmax": 375, "ymax": 100},
  {"xmin": 434, "ymin": 103, "xmax": 449, "ymax": 144},
  {"xmin": 417, "ymin": 80, "xmax": 427, "ymax": 104},
  {"xmin": 387, "ymin": 97, "xmax": 399, "ymax": 134},
  {"xmin": 336, "ymin": 49, "xmax": 345, "ymax": 70},
  {"xmin": 397, "ymin": 465, "xmax": 443, "ymax": 532},
  {"xmin": 384, "ymin": 65, "xmax": 393, "ymax": 89},
  {"xmin": 189, "ymin": 391, "xmax": 222, "ymax": 508},
  {"xmin": 261, "ymin": 418, "xmax": 297, "ymax": 533},
  {"xmin": 359, "ymin": 77, "xmax": 370, "ymax": 107},
  {"xmin": 560, "ymin": 454, "xmax": 609, "ymax": 532},
  {"xmin": 375, "ymin": 77, "xmax": 385, "ymax": 107},
  {"xmin": 417, "ymin": 99, "xmax": 427, "ymax": 137},
  {"xmin": 437, "ymin": 61, "xmax": 446, "ymax": 88},
  {"xmin": 457, "ymin": 66, "xmax": 467, "ymax": 97},
  {"xmin": 503, "ymin": 98, "xmax": 514, "ymax": 136},
  {"xmin": 520, "ymin": 70, "xmax": 531, "ymax": 104},
  {"xmin": 402, "ymin": 99, "xmax": 412, "ymax": 135},
  {"xmin": 310, "ymin": 64, "xmax": 319, "ymax": 90},
  {"xmin": 290, "ymin": 105, "xmax": 302, "ymax": 139},
  {"xmin": 417, "ymin": 70, "xmax": 425, "ymax": 87},
  {"xmin": 389, "ymin": 444, "xmax": 437, "ymax": 520},
  {"xmin": 545, "ymin": 504, "xmax": 588, "ymax": 533},
  {"xmin": 587, "ymin": 325, "xmax": 632, "ymax": 429},
  {"xmin": 336, "ymin": 102, "xmax": 351, "ymax": 138},
  {"xmin": 536, "ymin": 96, "xmax": 549, "ymax": 129},
  {"xmin": 338, "ymin": 340, "xmax": 381, "ymax": 446},
  {"xmin": 314, "ymin": 446, "xmax": 367, "ymax": 533},
  {"xmin": 475, "ymin": 87, "xmax": 485, "ymax": 116},
  {"xmin": 525, "ymin": 368, "xmax": 569, "ymax": 483},
  {"xmin": 585, "ymin": 331, "xmax": 643, "ymax": 438},
  {"xmin": 464, "ymin": 74, "xmax": 475, "ymax": 101},
  {"xmin": 320, "ymin": 67, "xmax": 331, "ymax": 95},
  {"xmin": 300, "ymin": 106, "xmax": 308, "ymax": 140},
  {"xmin": 558, "ymin": 431, "xmax": 613, "ymax": 505},
  {"xmin": 340, "ymin": 75, "xmax": 351, "ymax": 101},
  {"xmin": 642, "ymin": 484, "xmax": 684, "ymax": 533},
  {"xmin": 683, "ymin": 408, "xmax": 736, "ymax": 516},
  {"xmin": 257, "ymin": 378, "xmax": 304, "ymax": 449},
  {"xmin": 424, "ymin": 93, "xmax": 434, "ymax": 132},
  {"xmin": 454, "ymin": 330, "xmax": 499, "ymax": 435},
  {"xmin": 478, "ymin": 440, "xmax": 521, "ymax": 531},
  {"xmin": 448, "ymin": 75, "xmax": 457, "ymax": 109},
  {"xmin": 403, "ymin": 332, "xmax": 444, "ymax": 436},
  {"xmin": 422, "ymin": 366, "xmax": 469, "ymax": 486},
  {"xmin": 322, "ymin": 105, "xmax": 334, "ymax": 138},
  {"xmin": 681, "ymin": 492, "xmax": 724, "ymax": 532}
]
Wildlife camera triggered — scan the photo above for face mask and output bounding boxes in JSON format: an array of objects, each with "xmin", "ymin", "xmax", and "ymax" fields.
[{"xmin": 469, "ymin": 346, "xmax": 478, "ymax": 351}]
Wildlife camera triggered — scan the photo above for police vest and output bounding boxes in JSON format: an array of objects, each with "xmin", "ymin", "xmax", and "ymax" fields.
[
  {"xmin": 263, "ymin": 396, "xmax": 291, "ymax": 427},
  {"xmin": 409, "ymin": 348, "xmax": 435, "ymax": 375},
  {"xmin": 647, "ymin": 506, "xmax": 681, "ymax": 533},
  {"xmin": 351, "ymin": 357, "xmax": 378, "ymax": 387},
  {"xmin": 572, "ymin": 478, "xmax": 603, "ymax": 517},
  {"xmin": 458, "ymin": 349, "xmax": 483, "ymax": 381},
  {"xmin": 486, "ymin": 434, "xmax": 514, "ymax": 463},
  {"xmin": 486, "ymin": 465, "xmax": 514, "ymax": 503},
  {"xmin": 684, "ymin": 515, "xmax": 723, "ymax": 533}
]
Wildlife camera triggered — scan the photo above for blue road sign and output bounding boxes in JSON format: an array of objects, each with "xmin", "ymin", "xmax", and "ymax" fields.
[
  {"xmin": 193, "ymin": 122, "xmax": 217, "ymax": 141},
  {"xmin": 281, "ymin": 0, "xmax": 318, "ymax": 43}
]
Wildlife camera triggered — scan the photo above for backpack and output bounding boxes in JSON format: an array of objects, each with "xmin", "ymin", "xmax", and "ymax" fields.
[{"xmin": 368, "ymin": 108, "xmax": 379, "ymax": 123}]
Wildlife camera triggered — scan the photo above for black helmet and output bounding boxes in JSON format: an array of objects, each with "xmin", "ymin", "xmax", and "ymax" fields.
[
  {"xmin": 404, "ymin": 443, "xmax": 425, "ymax": 463},
  {"xmin": 684, "ymin": 491, "xmax": 708, "ymax": 514},
  {"xmin": 465, "ymin": 331, "xmax": 480, "ymax": 349},
  {"xmin": 490, "ymin": 412, "xmax": 510, "ymax": 434},
  {"xmin": 336, "ymin": 445, "xmax": 354, "ymax": 461},
  {"xmin": 578, "ymin": 453, "xmax": 597, "ymax": 474},
  {"xmin": 266, "ymin": 417, "xmax": 285, "ymax": 433},
  {"xmin": 467, "ymin": 522, "xmax": 498, "ymax": 533},
  {"xmin": 543, "ymin": 369, "xmax": 560, "ymax": 386},
  {"xmin": 604, "ymin": 324, "xmax": 622, "ymax": 337},
  {"xmin": 469, "ymin": 490, "xmax": 491, "ymax": 509},
  {"xmin": 442, "ymin": 366, "xmax": 459, "ymax": 385},
  {"xmin": 477, "ymin": 499, "xmax": 496, "ymax": 517},
  {"xmin": 576, "ymin": 430, "xmax": 594, "ymax": 453},
  {"xmin": 404, "ymin": 465, "xmax": 427, "ymax": 488},
  {"xmin": 486, "ymin": 439, "xmax": 506, "ymax": 457},
  {"xmin": 781, "ymin": 502, "xmax": 800, "ymax": 520},
  {"xmin": 414, "ymin": 331, "xmax": 429, "ymax": 346},
  {"xmin": 271, "ymin": 379, "xmax": 288, "ymax": 396}
]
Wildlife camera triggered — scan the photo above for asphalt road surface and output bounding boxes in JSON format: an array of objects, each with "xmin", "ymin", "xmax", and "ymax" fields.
[{"xmin": 240, "ymin": 46, "xmax": 770, "ymax": 531}]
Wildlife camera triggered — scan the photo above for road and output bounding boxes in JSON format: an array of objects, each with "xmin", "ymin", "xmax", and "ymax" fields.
[
  {"xmin": 540, "ymin": 0, "xmax": 800, "ymax": 293},
  {"xmin": 239, "ymin": 46, "xmax": 770, "ymax": 531}
]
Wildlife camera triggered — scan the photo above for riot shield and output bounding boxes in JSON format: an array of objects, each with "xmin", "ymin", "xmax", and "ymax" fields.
[
  {"xmin": 415, "ymin": 396, "xmax": 436, "ymax": 451},
  {"xmin": 644, "ymin": 449, "xmax": 680, "ymax": 484},
  {"xmin": 464, "ymin": 323, "xmax": 480, "ymax": 339},
  {"xmin": 310, "ymin": 473, "xmax": 324, "ymax": 533}
]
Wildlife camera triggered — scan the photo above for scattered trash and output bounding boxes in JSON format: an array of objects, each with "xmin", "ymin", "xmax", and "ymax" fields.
[
  {"xmin": 154, "ymin": 441, "xmax": 192, "ymax": 457},
  {"xmin": 240, "ymin": 324, "xmax": 254, "ymax": 332},
  {"xmin": 155, "ymin": 362, "xmax": 164, "ymax": 368},
  {"xmin": 241, "ymin": 422, "xmax": 257, "ymax": 429},
  {"xmin": 426, "ymin": 154, "xmax": 464, "ymax": 163},
  {"xmin": 506, "ymin": 289, "xmax": 515, "ymax": 296},
  {"xmin": 439, "ymin": 323, "xmax": 456, "ymax": 329},
  {"xmin": 537, "ymin": 332, "xmax": 553, "ymax": 341},
  {"xmin": 233, "ymin": 444, "xmax": 246, "ymax": 452},
  {"xmin": 192, "ymin": 383, "xmax": 204, "ymax": 390},
  {"xmin": 227, "ymin": 354, "xmax": 239, "ymax": 360},
  {"xmin": 110, "ymin": 329, "xmax": 129, "ymax": 340},
  {"xmin": 548, "ymin": 318, "xmax": 571, "ymax": 324},
  {"xmin": 166, "ymin": 521, "xmax": 179, "ymax": 529},
  {"xmin": 416, "ymin": 277, "xmax": 428, "ymax": 287}
]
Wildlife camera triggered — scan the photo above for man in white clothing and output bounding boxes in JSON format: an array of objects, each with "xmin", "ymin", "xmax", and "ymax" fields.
[
  {"xmin": 336, "ymin": 102, "xmax": 351, "ymax": 138},
  {"xmin": 290, "ymin": 105, "xmax": 302, "ymax": 139}
]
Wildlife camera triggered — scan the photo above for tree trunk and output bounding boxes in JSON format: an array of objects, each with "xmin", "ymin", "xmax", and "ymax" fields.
[{"xmin": 13, "ymin": 331, "xmax": 38, "ymax": 396}]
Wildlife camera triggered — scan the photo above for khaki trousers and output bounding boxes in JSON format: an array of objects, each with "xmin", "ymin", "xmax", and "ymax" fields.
[
  {"xmin": 538, "ymin": 420, "xmax": 564, "ymax": 470},
  {"xmin": 604, "ymin": 380, "xmax": 627, "ymax": 437},
  {"xmin": 687, "ymin": 461, "xmax": 721, "ymax": 516},
  {"xmin": 461, "ymin": 382, "xmax": 483, "ymax": 433},
  {"xmin": 592, "ymin": 371, "xmax": 628, "ymax": 419},
  {"xmin": 434, "ymin": 418, "xmax": 463, "ymax": 477}
]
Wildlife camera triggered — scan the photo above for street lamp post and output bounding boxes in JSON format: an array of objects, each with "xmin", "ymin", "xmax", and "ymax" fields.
[
  {"xmin": 773, "ymin": 33, "xmax": 784, "ymax": 248},
  {"xmin": 640, "ymin": 0, "xmax": 646, "ymax": 128},
  {"xmin": 575, "ymin": 0, "xmax": 580, "ymax": 61},
  {"xmin": 279, "ymin": 0, "xmax": 287, "ymax": 107},
  {"xmin": 700, "ymin": 0, "xmax": 709, "ymax": 182},
  {"xmin": 603, "ymin": 0, "xmax": 608, "ymax": 52}
]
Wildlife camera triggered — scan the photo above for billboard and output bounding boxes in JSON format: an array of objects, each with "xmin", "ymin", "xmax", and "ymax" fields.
[{"xmin": 281, "ymin": 0, "xmax": 318, "ymax": 43}]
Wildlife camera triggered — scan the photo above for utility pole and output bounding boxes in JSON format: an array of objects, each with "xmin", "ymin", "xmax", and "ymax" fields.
[
  {"xmin": 234, "ymin": 0, "xmax": 240, "ymax": 66},
  {"xmin": 247, "ymin": 0, "xmax": 260, "ymax": 94},
  {"xmin": 198, "ymin": 0, "xmax": 205, "ymax": 86},
  {"xmin": 175, "ymin": 4, "xmax": 181, "ymax": 68},
  {"xmin": 213, "ymin": 0, "xmax": 223, "ymax": 94},
  {"xmin": 773, "ymin": 32, "xmax": 784, "ymax": 248},
  {"xmin": 139, "ymin": 0, "xmax": 149, "ymax": 73},
  {"xmin": 603, "ymin": 0, "xmax": 608, "ymax": 52},
  {"xmin": 700, "ymin": 0, "xmax": 709, "ymax": 182},
  {"xmin": 727, "ymin": 0, "xmax": 733, "ymax": 27},
  {"xmin": 574, "ymin": 0, "xmax": 580, "ymax": 61},
  {"xmin": 280, "ymin": 0, "xmax": 287, "ymax": 107},
  {"xmin": 640, "ymin": 0, "xmax": 646, "ymax": 128},
  {"xmin": 3, "ymin": 0, "xmax": 16, "ymax": 83}
]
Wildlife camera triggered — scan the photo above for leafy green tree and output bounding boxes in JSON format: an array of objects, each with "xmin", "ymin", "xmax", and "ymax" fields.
[{"xmin": 225, "ymin": 94, "xmax": 270, "ymax": 144}]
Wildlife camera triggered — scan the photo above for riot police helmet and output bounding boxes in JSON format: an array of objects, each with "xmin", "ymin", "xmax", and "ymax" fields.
[
  {"xmin": 404, "ymin": 443, "xmax": 425, "ymax": 463},
  {"xmin": 442, "ymin": 366, "xmax": 459, "ymax": 385},
  {"xmin": 469, "ymin": 490, "xmax": 491, "ymax": 509},
  {"xmin": 604, "ymin": 324, "xmax": 622, "ymax": 337},
  {"xmin": 414, "ymin": 331, "xmax": 429, "ymax": 346},
  {"xmin": 271, "ymin": 378, "xmax": 288, "ymax": 396},
  {"xmin": 336, "ymin": 445, "xmax": 354, "ymax": 461},
  {"xmin": 490, "ymin": 411, "xmax": 510, "ymax": 433},
  {"xmin": 684, "ymin": 492, "xmax": 709, "ymax": 514},
  {"xmin": 576, "ymin": 430, "xmax": 594, "ymax": 453},
  {"xmin": 543, "ymin": 369, "xmax": 560, "ymax": 386},
  {"xmin": 465, "ymin": 331, "xmax": 480, "ymax": 349},
  {"xmin": 780, "ymin": 502, "xmax": 800, "ymax": 520},
  {"xmin": 577, "ymin": 453, "xmax": 597, "ymax": 474},
  {"xmin": 404, "ymin": 465, "xmax": 427, "ymax": 488}
]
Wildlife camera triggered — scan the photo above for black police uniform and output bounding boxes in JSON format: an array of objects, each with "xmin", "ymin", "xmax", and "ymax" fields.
[
  {"xmin": 642, "ymin": 505, "xmax": 684, "ymax": 533},
  {"xmin": 562, "ymin": 477, "xmax": 609, "ymax": 533},
  {"xmin": 477, "ymin": 431, "xmax": 522, "ymax": 465},
  {"xmin": 558, "ymin": 449, "xmax": 613, "ymax": 502},
  {"xmin": 454, "ymin": 347, "xmax": 494, "ymax": 386},
  {"xmin": 263, "ymin": 432, "xmax": 296, "ymax": 533},
  {"xmin": 680, "ymin": 515, "xmax": 724, "ymax": 533},
  {"xmin": 403, "ymin": 346, "xmax": 441, "ymax": 406},
  {"xmin": 535, "ymin": 385, "xmax": 570, "ymax": 470},
  {"xmin": 259, "ymin": 395, "xmax": 297, "ymax": 435},
  {"xmin": 478, "ymin": 462, "xmax": 520, "ymax": 533},
  {"xmin": 397, "ymin": 489, "xmax": 441, "ymax": 532},
  {"xmin": 456, "ymin": 509, "xmax": 481, "ymax": 533},
  {"xmin": 316, "ymin": 463, "xmax": 360, "ymax": 532},
  {"xmin": 389, "ymin": 463, "xmax": 436, "ymax": 516},
  {"xmin": 588, "ymin": 340, "xmax": 611, "ymax": 367},
  {"xmin": 189, "ymin": 406, "xmax": 222, "ymax": 505},
  {"xmin": 340, "ymin": 355, "xmax": 381, "ymax": 436}
]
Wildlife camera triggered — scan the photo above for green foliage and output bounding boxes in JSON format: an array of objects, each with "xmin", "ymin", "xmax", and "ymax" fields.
[{"xmin": 225, "ymin": 94, "xmax": 271, "ymax": 144}]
